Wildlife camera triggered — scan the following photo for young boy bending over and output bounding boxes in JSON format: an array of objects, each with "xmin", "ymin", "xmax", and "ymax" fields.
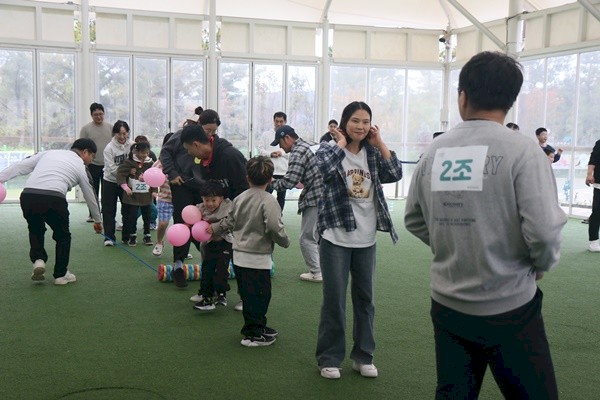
[{"xmin": 213, "ymin": 156, "xmax": 289, "ymax": 347}]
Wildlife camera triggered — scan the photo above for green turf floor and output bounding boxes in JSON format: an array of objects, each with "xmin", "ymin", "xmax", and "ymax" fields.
[{"xmin": 0, "ymin": 200, "xmax": 598, "ymax": 399}]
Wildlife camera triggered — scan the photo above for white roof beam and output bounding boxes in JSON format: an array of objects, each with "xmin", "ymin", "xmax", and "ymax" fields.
[
  {"xmin": 578, "ymin": 0, "xmax": 600, "ymax": 23},
  {"xmin": 445, "ymin": 0, "xmax": 507, "ymax": 51}
]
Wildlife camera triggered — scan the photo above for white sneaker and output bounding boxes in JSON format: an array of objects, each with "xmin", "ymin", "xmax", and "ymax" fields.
[
  {"xmin": 234, "ymin": 300, "xmax": 243, "ymax": 311},
  {"xmin": 320, "ymin": 367, "xmax": 341, "ymax": 379},
  {"xmin": 103, "ymin": 239, "xmax": 114, "ymax": 247},
  {"xmin": 589, "ymin": 240, "xmax": 600, "ymax": 252},
  {"xmin": 300, "ymin": 272, "xmax": 323, "ymax": 282},
  {"xmin": 116, "ymin": 223, "xmax": 123, "ymax": 231},
  {"xmin": 190, "ymin": 294, "xmax": 204, "ymax": 302},
  {"xmin": 352, "ymin": 361, "xmax": 378, "ymax": 378},
  {"xmin": 31, "ymin": 259, "xmax": 46, "ymax": 281},
  {"xmin": 54, "ymin": 271, "xmax": 76, "ymax": 285},
  {"xmin": 152, "ymin": 242, "xmax": 163, "ymax": 256},
  {"xmin": 186, "ymin": 253, "xmax": 193, "ymax": 259}
]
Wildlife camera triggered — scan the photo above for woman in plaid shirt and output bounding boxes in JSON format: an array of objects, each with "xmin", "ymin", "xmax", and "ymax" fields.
[{"xmin": 315, "ymin": 101, "xmax": 402, "ymax": 380}]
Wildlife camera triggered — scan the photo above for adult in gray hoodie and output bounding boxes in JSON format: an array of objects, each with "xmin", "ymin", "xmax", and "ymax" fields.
[{"xmin": 405, "ymin": 52, "xmax": 566, "ymax": 399}]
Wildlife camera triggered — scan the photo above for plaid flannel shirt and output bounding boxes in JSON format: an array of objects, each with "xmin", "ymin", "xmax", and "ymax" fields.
[
  {"xmin": 271, "ymin": 138, "xmax": 323, "ymax": 214},
  {"xmin": 316, "ymin": 142, "xmax": 403, "ymax": 243}
]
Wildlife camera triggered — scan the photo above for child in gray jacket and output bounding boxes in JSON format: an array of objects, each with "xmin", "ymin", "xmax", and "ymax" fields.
[{"xmin": 213, "ymin": 156, "xmax": 289, "ymax": 347}]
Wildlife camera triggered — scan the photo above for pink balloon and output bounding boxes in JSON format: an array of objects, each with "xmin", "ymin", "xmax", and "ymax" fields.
[
  {"xmin": 182, "ymin": 205, "xmax": 202, "ymax": 225},
  {"xmin": 166, "ymin": 223, "xmax": 191, "ymax": 247},
  {"xmin": 144, "ymin": 167, "xmax": 166, "ymax": 188},
  {"xmin": 0, "ymin": 182, "xmax": 6, "ymax": 203},
  {"xmin": 191, "ymin": 221, "xmax": 211, "ymax": 242}
]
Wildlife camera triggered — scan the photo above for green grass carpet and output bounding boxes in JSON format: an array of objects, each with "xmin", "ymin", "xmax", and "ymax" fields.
[{"xmin": 0, "ymin": 200, "xmax": 598, "ymax": 399}]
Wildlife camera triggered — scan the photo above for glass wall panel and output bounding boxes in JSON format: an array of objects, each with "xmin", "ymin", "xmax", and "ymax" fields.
[
  {"xmin": 219, "ymin": 61, "xmax": 250, "ymax": 156},
  {"xmin": 571, "ymin": 151, "xmax": 593, "ymax": 217},
  {"xmin": 545, "ymin": 54, "xmax": 577, "ymax": 147},
  {"xmin": 39, "ymin": 52, "xmax": 75, "ymax": 150},
  {"xmin": 577, "ymin": 51, "xmax": 600, "ymax": 147},
  {"xmin": 134, "ymin": 57, "xmax": 167, "ymax": 145},
  {"xmin": 172, "ymin": 59, "xmax": 204, "ymax": 132},
  {"xmin": 516, "ymin": 59, "xmax": 545, "ymax": 138},
  {"xmin": 448, "ymin": 68, "xmax": 460, "ymax": 130},
  {"xmin": 97, "ymin": 55, "xmax": 130, "ymax": 124},
  {"xmin": 330, "ymin": 66, "xmax": 367, "ymax": 122},
  {"xmin": 406, "ymin": 69, "xmax": 443, "ymax": 145},
  {"xmin": 252, "ymin": 64, "xmax": 283, "ymax": 155},
  {"xmin": 0, "ymin": 50, "xmax": 34, "ymax": 201},
  {"xmin": 368, "ymin": 67, "xmax": 405, "ymax": 153},
  {"xmin": 287, "ymin": 65, "xmax": 316, "ymax": 141}
]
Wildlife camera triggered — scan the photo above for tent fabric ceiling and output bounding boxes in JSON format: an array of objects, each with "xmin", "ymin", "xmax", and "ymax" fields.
[{"xmin": 46, "ymin": 0, "xmax": 577, "ymax": 30}]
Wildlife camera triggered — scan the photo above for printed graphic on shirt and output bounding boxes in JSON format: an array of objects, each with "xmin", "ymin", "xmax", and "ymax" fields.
[
  {"xmin": 114, "ymin": 154, "xmax": 127, "ymax": 165},
  {"xmin": 346, "ymin": 168, "xmax": 372, "ymax": 200},
  {"xmin": 431, "ymin": 146, "xmax": 488, "ymax": 192}
]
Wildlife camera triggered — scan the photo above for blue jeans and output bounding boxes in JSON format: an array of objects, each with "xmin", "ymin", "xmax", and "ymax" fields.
[{"xmin": 316, "ymin": 239, "xmax": 376, "ymax": 368}]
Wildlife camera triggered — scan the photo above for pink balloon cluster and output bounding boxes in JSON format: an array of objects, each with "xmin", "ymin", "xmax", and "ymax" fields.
[
  {"xmin": 165, "ymin": 223, "xmax": 190, "ymax": 247},
  {"xmin": 191, "ymin": 221, "xmax": 211, "ymax": 242},
  {"xmin": 182, "ymin": 205, "xmax": 202, "ymax": 225},
  {"xmin": 143, "ymin": 167, "xmax": 166, "ymax": 188}
]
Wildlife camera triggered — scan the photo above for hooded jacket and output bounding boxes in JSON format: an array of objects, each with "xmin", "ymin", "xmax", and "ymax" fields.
[{"xmin": 103, "ymin": 136, "xmax": 133, "ymax": 183}]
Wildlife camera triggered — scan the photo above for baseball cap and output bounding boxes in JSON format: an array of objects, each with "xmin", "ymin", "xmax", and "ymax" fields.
[{"xmin": 271, "ymin": 125, "xmax": 295, "ymax": 146}]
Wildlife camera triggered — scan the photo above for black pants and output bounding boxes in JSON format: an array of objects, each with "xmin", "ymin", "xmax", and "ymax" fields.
[
  {"xmin": 199, "ymin": 240, "xmax": 232, "ymax": 297},
  {"xmin": 235, "ymin": 264, "xmax": 272, "ymax": 337},
  {"xmin": 170, "ymin": 183, "xmax": 202, "ymax": 262},
  {"xmin": 86, "ymin": 164, "xmax": 103, "ymax": 217},
  {"xmin": 20, "ymin": 192, "xmax": 71, "ymax": 278},
  {"xmin": 101, "ymin": 180, "xmax": 124, "ymax": 242},
  {"xmin": 589, "ymin": 187, "xmax": 600, "ymax": 241},
  {"xmin": 122, "ymin": 203, "xmax": 151, "ymax": 242},
  {"xmin": 431, "ymin": 288, "xmax": 558, "ymax": 400},
  {"xmin": 273, "ymin": 174, "xmax": 286, "ymax": 211}
]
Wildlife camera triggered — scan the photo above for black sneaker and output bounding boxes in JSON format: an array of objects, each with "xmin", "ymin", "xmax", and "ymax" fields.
[
  {"xmin": 172, "ymin": 267, "xmax": 188, "ymax": 288},
  {"xmin": 127, "ymin": 236, "xmax": 137, "ymax": 247},
  {"xmin": 240, "ymin": 335, "xmax": 276, "ymax": 347},
  {"xmin": 215, "ymin": 293, "xmax": 227, "ymax": 306},
  {"xmin": 193, "ymin": 297, "xmax": 215, "ymax": 311},
  {"xmin": 143, "ymin": 235, "xmax": 153, "ymax": 246},
  {"xmin": 263, "ymin": 327, "xmax": 278, "ymax": 337}
]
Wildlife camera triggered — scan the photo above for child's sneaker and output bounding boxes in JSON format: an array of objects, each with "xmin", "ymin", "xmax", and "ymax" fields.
[
  {"xmin": 150, "ymin": 223, "xmax": 157, "ymax": 230},
  {"xmin": 263, "ymin": 326, "xmax": 278, "ymax": 337},
  {"xmin": 589, "ymin": 240, "xmax": 600, "ymax": 252},
  {"xmin": 234, "ymin": 300, "xmax": 243, "ymax": 311},
  {"xmin": 193, "ymin": 297, "xmax": 215, "ymax": 311},
  {"xmin": 54, "ymin": 271, "xmax": 76, "ymax": 285},
  {"xmin": 128, "ymin": 236, "xmax": 137, "ymax": 247},
  {"xmin": 189, "ymin": 294, "xmax": 203, "ymax": 302},
  {"xmin": 215, "ymin": 293, "xmax": 227, "ymax": 306},
  {"xmin": 103, "ymin": 239, "xmax": 114, "ymax": 247},
  {"xmin": 241, "ymin": 335, "xmax": 276, "ymax": 347},
  {"xmin": 186, "ymin": 253, "xmax": 193, "ymax": 259},
  {"xmin": 152, "ymin": 242, "xmax": 163, "ymax": 256},
  {"xmin": 143, "ymin": 235, "xmax": 153, "ymax": 246},
  {"xmin": 31, "ymin": 259, "xmax": 46, "ymax": 281}
]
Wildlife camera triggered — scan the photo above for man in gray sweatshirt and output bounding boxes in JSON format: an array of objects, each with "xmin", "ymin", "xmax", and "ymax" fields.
[{"xmin": 405, "ymin": 52, "xmax": 567, "ymax": 399}]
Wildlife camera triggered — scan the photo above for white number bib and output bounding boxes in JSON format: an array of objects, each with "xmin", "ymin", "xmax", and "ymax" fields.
[
  {"xmin": 431, "ymin": 146, "xmax": 488, "ymax": 192},
  {"xmin": 129, "ymin": 178, "xmax": 149, "ymax": 193}
]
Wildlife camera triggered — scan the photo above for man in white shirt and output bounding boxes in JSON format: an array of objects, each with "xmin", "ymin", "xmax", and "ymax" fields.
[
  {"xmin": 259, "ymin": 111, "xmax": 289, "ymax": 211},
  {"xmin": 0, "ymin": 138, "xmax": 102, "ymax": 285}
]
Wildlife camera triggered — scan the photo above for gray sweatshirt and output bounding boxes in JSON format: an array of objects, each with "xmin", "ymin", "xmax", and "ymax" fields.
[
  {"xmin": 214, "ymin": 187, "xmax": 289, "ymax": 258},
  {"xmin": 0, "ymin": 150, "xmax": 101, "ymax": 222},
  {"xmin": 404, "ymin": 120, "xmax": 567, "ymax": 316}
]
